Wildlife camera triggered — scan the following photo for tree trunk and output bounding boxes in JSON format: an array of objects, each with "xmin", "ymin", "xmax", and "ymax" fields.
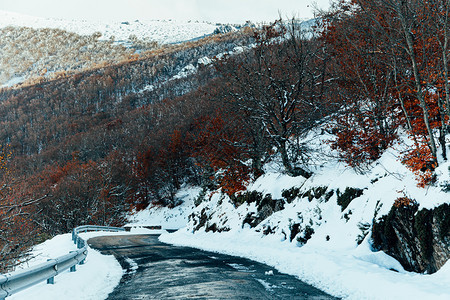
[
  {"xmin": 439, "ymin": 126, "xmax": 447, "ymax": 161},
  {"xmin": 278, "ymin": 139, "xmax": 311, "ymax": 178},
  {"xmin": 398, "ymin": 1, "xmax": 438, "ymax": 163}
]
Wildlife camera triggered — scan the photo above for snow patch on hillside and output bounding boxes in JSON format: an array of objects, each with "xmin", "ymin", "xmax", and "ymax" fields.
[
  {"xmin": 127, "ymin": 186, "xmax": 200, "ymax": 229},
  {"xmin": 0, "ymin": 10, "xmax": 219, "ymax": 45}
]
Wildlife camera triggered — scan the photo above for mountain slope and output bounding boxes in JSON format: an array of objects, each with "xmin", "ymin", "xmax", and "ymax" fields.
[
  {"xmin": 0, "ymin": 10, "xmax": 219, "ymax": 44},
  {"xmin": 0, "ymin": 10, "xmax": 222, "ymax": 87}
]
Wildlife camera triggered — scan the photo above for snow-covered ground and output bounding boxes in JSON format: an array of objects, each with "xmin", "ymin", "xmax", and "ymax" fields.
[
  {"xmin": 161, "ymin": 230, "xmax": 450, "ymax": 300},
  {"xmin": 128, "ymin": 186, "xmax": 201, "ymax": 229},
  {"xmin": 7, "ymin": 229, "xmax": 160, "ymax": 300},
  {"xmin": 150, "ymin": 133, "xmax": 450, "ymax": 300},
  {"xmin": 0, "ymin": 10, "xmax": 219, "ymax": 44}
]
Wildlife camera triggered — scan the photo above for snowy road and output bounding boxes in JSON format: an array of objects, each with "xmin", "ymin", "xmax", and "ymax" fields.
[{"xmin": 88, "ymin": 234, "xmax": 338, "ymax": 299}]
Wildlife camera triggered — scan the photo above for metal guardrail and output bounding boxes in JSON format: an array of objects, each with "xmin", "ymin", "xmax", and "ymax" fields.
[
  {"xmin": 72, "ymin": 225, "xmax": 125, "ymax": 249},
  {"xmin": 0, "ymin": 225, "xmax": 125, "ymax": 299}
]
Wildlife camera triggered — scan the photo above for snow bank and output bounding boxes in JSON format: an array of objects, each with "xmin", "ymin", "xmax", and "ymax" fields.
[
  {"xmin": 8, "ymin": 228, "xmax": 163, "ymax": 300},
  {"xmin": 160, "ymin": 229, "xmax": 450, "ymax": 300},
  {"xmin": 128, "ymin": 186, "xmax": 200, "ymax": 229},
  {"xmin": 8, "ymin": 233, "xmax": 122, "ymax": 300}
]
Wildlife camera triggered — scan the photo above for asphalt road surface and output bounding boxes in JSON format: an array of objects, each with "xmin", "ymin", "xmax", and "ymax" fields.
[{"xmin": 88, "ymin": 234, "xmax": 338, "ymax": 300}]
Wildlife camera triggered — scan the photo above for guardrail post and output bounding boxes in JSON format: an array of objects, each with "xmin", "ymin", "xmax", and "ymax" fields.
[
  {"xmin": 79, "ymin": 249, "xmax": 87, "ymax": 265},
  {"xmin": 46, "ymin": 260, "xmax": 57, "ymax": 284},
  {"xmin": 77, "ymin": 238, "xmax": 84, "ymax": 249},
  {"xmin": 70, "ymin": 265, "xmax": 76, "ymax": 272}
]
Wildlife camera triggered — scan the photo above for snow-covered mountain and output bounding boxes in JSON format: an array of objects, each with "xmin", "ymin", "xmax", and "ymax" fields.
[
  {"xmin": 0, "ymin": 10, "xmax": 227, "ymax": 88},
  {"xmin": 0, "ymin": 10, "xmax": 219, "ymax": 44}
]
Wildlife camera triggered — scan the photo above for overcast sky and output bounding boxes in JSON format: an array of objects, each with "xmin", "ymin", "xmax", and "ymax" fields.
[{"xmin": 0, "ymin": 0, "xmax": 331, "ymax": 23}]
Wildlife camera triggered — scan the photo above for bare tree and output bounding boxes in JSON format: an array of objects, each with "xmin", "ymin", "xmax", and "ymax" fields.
[
  {"xmin": 216, "ymin": 20, "xmax": 334, "ymax": 177},
  {"xmin": 355, "ymin": 0, "xmax": 443, "ymax": 163}
]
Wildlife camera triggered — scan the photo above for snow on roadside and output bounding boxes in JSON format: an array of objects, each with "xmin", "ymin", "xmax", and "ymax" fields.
[
  {"xmin": 158, "ymin": 133, "xmax": 450, "ymax": 300},
  {"xmin": 160, "ymin": 229, "xmax": 450, "ymax": 300},
  {"xmin": 7, "ymin": 233, "xmax": 121, "ymax": 300},
  {"xmin": 7, "ymin": 228, "xmax": 160, "ymax": 300}
]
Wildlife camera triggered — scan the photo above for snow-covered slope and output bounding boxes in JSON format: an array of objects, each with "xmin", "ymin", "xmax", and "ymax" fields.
[
  {"xmin": 130, "ymin": 130, "xmax": 450, "ymax": 299},
  {"xmin": 128, "ymin": 186, "xmax": 200, "ymax": 229},
  {"xmin": 0, "ymin": 10, "xmax": 219, "ymax": 44},
  {"xmin": 0, "ymin": 9, "xmax": 224, "ymax": 88}
]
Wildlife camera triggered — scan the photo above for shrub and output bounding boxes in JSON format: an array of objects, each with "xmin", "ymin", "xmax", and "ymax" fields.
[
  {"xmin": 393, "ymin": 196, "xmax": 417, "ymax": 208},
  {"xmin": 194, "ymin": 188, "xmax": 207, "ymax": 206},
  {"xmin": 440, "ymin": 181, "xmax": 450, "ymax": 193}
]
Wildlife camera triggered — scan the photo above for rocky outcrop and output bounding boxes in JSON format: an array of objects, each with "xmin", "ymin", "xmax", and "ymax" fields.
[
  {"xmin": 242, "ymin": 197, "xmax": 285, "ymax": 228},
  {"xmin": 190, "ymin": 192, "xmax": 286, "ymax": 233},
  {"xmin": 372, "ymin": 203, "xmax": 450, "ymax": 274}
]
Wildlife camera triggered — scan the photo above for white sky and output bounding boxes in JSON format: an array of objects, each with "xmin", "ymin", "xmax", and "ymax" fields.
[{"xmin": 0, "ymin": 0, "xmax": 331, "ymax": 23}]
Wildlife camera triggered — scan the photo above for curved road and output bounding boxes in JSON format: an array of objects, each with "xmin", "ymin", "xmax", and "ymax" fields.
[{"xmin": 88, "ymin": 234, "xmax": 338, "ymax": 300}]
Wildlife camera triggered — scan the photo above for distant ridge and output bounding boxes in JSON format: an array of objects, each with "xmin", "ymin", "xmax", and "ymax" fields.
[{"xmin": 0, "ymin": 10, "xmax": 219, "ymax": 44}]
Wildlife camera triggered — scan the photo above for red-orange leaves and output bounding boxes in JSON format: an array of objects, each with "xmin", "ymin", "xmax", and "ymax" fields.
[
  {"xmin": 402, "ymin": 144, "xmax": 436, "ymax": 188},
  {"xmin": 190, "ymin": 114, "xmax": 250, "ymax": 196},
  {"xmin": 393, "ymin": 196, "xmax": 417, "ymax": 208}
]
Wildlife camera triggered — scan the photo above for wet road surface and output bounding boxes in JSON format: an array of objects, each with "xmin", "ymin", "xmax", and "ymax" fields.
[{"xmin": 88, "ymin": 234, "xmax": 338, "ymax": 300}]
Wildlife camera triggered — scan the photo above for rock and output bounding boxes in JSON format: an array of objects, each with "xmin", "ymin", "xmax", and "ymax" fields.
[
  {"xmin": 372, "ymin": 203, "xmax": 450, "ymax": 274},
  {"xmin": 243, "ymin": 198, "xmax": 285, "ymax": 228},
  {"xmin": 192, "ymin": 208, "xmax": 208, "ymax": 232}
]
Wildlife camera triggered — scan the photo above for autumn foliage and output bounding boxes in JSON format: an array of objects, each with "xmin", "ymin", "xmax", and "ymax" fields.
[
  {"xmin": 323, "ymin": 0, "xmax": 450, "ymax": 185},
  {"xmin": 393, "ymin": 196, "xmax": 417, "ymax": 208},
  {"xmin": 0, "ymin": 1, "xmax": 449, "ymax": 270}
]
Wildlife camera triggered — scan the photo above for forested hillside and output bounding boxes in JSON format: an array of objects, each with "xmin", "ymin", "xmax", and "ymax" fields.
[
  {"xmin": 0, "ymin": 28, "xmax": 253, "ymax": 270},
  {"xmin": 0, "ymin": 26, "xmax": 141, "ymax": 87},
  {"xmin": 0, "ymin": 0, "xmax": 449, "ymax": 279}
]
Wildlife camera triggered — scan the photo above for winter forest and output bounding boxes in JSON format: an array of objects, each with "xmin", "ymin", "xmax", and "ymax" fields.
[{"xmin": 0, "ymin": 1, "xmax": 448, "ymax": 291}]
